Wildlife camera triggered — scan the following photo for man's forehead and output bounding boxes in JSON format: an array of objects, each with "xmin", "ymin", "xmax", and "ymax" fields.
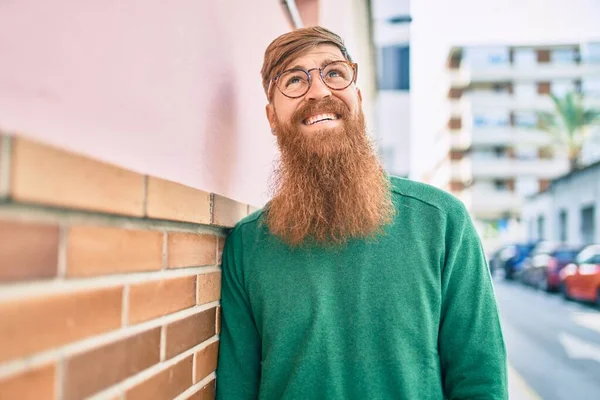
[{"xmin": 283, "ymin": 44, "xmax": 346, "ymax": 70}]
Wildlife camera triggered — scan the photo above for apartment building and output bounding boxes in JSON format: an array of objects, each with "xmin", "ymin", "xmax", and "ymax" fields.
[
  {"xmin": 372, "ymin": 0, "xmax": 411, "ymax": 177},
  {"xmin": 427, "ymin": 42, "xmax": 600, "ymax": 249}
]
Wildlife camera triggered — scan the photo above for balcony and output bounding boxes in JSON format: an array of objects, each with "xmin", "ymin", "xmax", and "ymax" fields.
[
  {"xmin": 470, "ymin": 127, "xmax": 553, "ymax": 147},
  {"xmin": 447, "ymin": 126, "xmax": 553, "ymax": 149},
  {"xmin": 462, "ymin": 185, "xmax": 523, "ymax": 217},
  {"xmin": 449, "ymin": 63, "xmax": 600, "ymax": 87},
  {"xmin": 470, "ymin": 157, "xmax": 569, "ymax": 179},
  {"xmin": 462, "ymin": 92, "xmax": 600, "ymax": 112}
]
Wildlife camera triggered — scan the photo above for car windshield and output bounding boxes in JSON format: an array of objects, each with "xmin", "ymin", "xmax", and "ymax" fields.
[{"xmin": 553, "ymin": 250, "xmax": 579, "ymax": 262}]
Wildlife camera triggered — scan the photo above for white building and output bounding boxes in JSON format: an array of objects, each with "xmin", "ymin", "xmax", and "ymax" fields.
[
  {"xmin": 371, "ymin": 0, "xmax": 411, "ymax": 177},
  {"xmin": 427, "ymin": 42, "xmax": 600, "ymax": 250},
  {"xmin": 522, "ymin": 160, "xmax": 600, "ymax": 246}
]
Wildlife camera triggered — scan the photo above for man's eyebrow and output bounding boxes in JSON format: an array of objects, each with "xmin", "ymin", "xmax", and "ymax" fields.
[{"xmin": 286, "ymin": 58, "xmax": 345, "ymax": 71}]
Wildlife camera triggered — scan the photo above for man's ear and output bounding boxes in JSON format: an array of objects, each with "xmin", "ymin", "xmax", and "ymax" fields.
[
  {"xmin": 266, "ymin": 103, "xmax": 277, "ymax": 135},
  {"xmin": 357, "ymin": 87, "xmax": 363, "ymax": 104}
]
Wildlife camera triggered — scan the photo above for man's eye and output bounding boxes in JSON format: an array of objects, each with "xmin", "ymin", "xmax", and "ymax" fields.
[{"xmin": 285, "ymin": 75, "xmax": 305, "ymax": 87}]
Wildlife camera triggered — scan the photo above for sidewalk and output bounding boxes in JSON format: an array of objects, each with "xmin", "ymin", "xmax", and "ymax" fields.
[{"xmin": 508, "ymin": 364, "xmax": 541, "ymax": 400}]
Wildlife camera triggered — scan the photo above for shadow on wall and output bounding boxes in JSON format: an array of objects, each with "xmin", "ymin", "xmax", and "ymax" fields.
[{"xmin": 201, "ymin": 71, "xmax": 238, "ymax": 197}]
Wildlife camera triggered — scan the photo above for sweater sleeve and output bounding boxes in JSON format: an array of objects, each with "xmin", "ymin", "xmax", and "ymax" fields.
[
  {"xmin": 216, "ymin": 228, "xmax": 261, "ymax": 400},
  {"xmin": 438, "ymin": 203, "xmax": 508, "ymax": 400}
]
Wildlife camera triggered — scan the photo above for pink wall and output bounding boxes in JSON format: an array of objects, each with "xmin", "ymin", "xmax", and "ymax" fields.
[{"xmin": 0, "ymin": 0, "xmax": 292, "ymax": 206}]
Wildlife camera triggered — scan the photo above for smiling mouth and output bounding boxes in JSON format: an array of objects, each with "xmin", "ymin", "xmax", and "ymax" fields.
[{"xmin": 302, "ymin": 113, "xmax": 340, "ymax": 126}]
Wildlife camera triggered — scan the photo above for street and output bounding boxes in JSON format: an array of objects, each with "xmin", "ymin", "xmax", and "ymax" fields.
[{"xmin": 494, "ymin": 279, "xmax": 600, "ymax": 400}]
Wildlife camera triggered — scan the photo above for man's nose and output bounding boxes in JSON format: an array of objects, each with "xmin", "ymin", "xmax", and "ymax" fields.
[{"xmin": 305, "ymin": 70, "xmax": 332, "ymax": 101}]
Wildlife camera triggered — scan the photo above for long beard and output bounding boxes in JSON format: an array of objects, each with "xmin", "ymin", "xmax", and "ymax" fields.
[{"xmin": 266, "ymin": 98, "xmax": 395, "ymax": 247}]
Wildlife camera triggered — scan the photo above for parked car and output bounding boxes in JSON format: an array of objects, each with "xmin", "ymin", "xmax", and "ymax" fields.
[
  {"xmin": 500, "ymin": 242, "xmax": 537, "ymax": 280},
  {"xmin": 519, "ymin": 244, "xmax": 582, "ymax": 292},
  {"xmin": 560, "ymin": 244, "xmax": 600, "ymax": 305}
]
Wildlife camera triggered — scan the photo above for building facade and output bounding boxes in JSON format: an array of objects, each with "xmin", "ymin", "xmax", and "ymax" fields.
[
  {"xmin": 371, "ymin": 0, "xmax": 411, "ymax": 177},
  {"xmin": 522, "ymin": 161, "xmax": 600, "ymax": 246},
  {"xmin": 427, "ymin": 42, "xmax": 600, "ymax": 249}
]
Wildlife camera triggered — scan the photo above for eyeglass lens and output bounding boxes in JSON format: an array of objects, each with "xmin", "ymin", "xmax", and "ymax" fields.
[{"xmin": 276, "ymin": 62, "xmax": 355, "ymax": 98}]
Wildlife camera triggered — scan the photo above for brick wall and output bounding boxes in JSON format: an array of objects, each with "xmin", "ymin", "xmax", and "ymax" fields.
[{"xmin": 0, "ymin": 134, "xmax": 253, "ymax": 399}]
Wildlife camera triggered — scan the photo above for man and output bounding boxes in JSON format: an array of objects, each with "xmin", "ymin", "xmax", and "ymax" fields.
[{"xmin": 216, "ymin": 26, "xmax": 507, "ymax": 399}]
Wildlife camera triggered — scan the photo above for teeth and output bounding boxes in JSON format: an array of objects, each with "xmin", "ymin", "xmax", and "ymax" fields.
[{"xmin": 305, "ymin": 113, "xmax": 337, "ymax": 125}]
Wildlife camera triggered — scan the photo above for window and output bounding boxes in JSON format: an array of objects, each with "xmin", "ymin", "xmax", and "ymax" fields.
[
  {"xmin": 472, "ymin": 112, "xmax": 510, "ymax": 128},
  {"xmin": 582, "ymin": 78, "xmax": 600, "ymax": 97},
  {"xmin": 552, "ymin": 80, "xmax": 576, "ymax": 97},
  {"xmin": 575, "ymin": 245, "xmax": 600, "ymax": 264},
  {"xmin": 514, "ymin": 111, "xmax": 538, "ymax": 128},
  {"xmin": 514, "ymin": 83, "xmax": 537, "ymax": 99},
  {"xmin": 581, "ymin": 43, "xmax": 600, "ymax": 64},
  {"xmin": 581, "ymin": 205, "xmax": 596, "ymax": 244},
  {"xmin": 494, "ymin": 180, "xmax": 509, "ymax": 191},
  {"xmin": 537, "ymin": 215, "xmax": 545, "ymax": 240},
  {"xmin": 514, "ymin": 145, "xmax": 538, "ymax": 160},
  {"xmin": 558, "ymin": 210, "xmax": 568, "ymax": 242},
  {"xmin": 551, "ymin": 48, "xmax": 577, "ymax": 64},
  {"xmin": 463, "ymin": 46, "xmax": 509, "ymax": 67},
  {"xmin": 513, "ymin": 49, "xmax": 536, "ymax": 66},
  {"xmin": 379, "ymin": 45, "xmax": 410, "ymax": 90},
  {"xmin": 529, "ymin": 219, "xmax": 536, "ymax": 240}
]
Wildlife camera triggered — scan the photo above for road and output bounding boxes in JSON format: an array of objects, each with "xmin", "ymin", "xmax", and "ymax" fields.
[{"xmin": 494, "ymin": 279, "xmax": 600, "ymax": 400}]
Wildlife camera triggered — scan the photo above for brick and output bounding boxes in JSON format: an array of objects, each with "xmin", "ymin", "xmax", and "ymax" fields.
[
  {"xmin": 167, "ymin": 232, "xmax": 216, "ymax": 269},
  {"xmin": 197, "ymin": 272, "xmax": 221, "ymax": 305},
  {"xmin": 165, "ymin": 308, "xmax": 217, "ymax": 360},
  {"xmin": 64, "ymin": 328, "xmax": 161, "ymax": 400},
  {"xmin": 194, "ymin": 341, "xmax": 219, "ymax": 383},
  {"xmin": 0, "ymin": 364, "xmax": 55, "ymax": 400},
  {"xmin": 125, "ymin": 355, "xmax": 193, "ymax": 400},
  {"xmin": 216, "ymin": 306, "xmax": 221, "ymax": 334},
  {"xmin": 10, "ymin": 137, "xmax": 144, "ymax": 216},
  {"xmin": 67, "ymin": 225, "xmax": 163, "ymax": 277},
  {"xmin": 0, "ymin": 220, "xmax": 59, "ymax": 282},
  {"xmin": 146, "ymin": 177, "xmax": 211, "ymax": 224},
  {"xmin": 129, "ymin": 276, "xmax": 196, "ymax": 324},
  {"xmin": 212, "ymin": 195, "xmax": 247, "ymax": 228},
  {"xmin": 189, "ymin": 380, "xmax": 216, "ymax": 400},
  {"xmin": 0, "ymin": 286, "xmax": 122, "ymax": 362},
  {"xmin": 216, "ymin": 237, "xmax": 225, "ymax": 265}
]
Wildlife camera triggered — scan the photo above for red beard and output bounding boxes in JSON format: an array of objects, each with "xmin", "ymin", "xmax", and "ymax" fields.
[{"xmin": 266, "ymin": 97, "xmax": 395, "ymax": 247}]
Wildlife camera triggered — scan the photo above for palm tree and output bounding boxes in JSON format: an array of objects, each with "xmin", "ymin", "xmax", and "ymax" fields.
[{"xmin": 536, "ymin": 91, "xmax": 600, "ymax": 170}]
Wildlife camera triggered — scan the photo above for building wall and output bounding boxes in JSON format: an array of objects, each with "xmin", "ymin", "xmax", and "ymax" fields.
[
  {"xmin": 0, "ymin": 0, "xmax": 291, "ymax": 207},
  {"xmin": 372, "ymin": 0, "xmax": 411, "ymax": 177},
  {"xmin": 0, "ymin": 134, "xmax": 254, "ymax": 399},
  {"xmin": 0, "ymin": 1, "xmax": 379, "ymax": 397},
  {"xmin": 522, "ymin": 165, "xmax": 600, "ymax": 245},
  {"xmin": 321, "ymin": 0, "xmax": 378, "ymax": 133}
]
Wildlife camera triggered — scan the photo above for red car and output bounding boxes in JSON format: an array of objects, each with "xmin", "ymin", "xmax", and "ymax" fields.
[
  {"xmin": 560, "ymin": 244, "xmax": 600, "ymax": 305},
  {"xmin": 520, "ymin": 245, "xmax": 581, "ymax": 292}
]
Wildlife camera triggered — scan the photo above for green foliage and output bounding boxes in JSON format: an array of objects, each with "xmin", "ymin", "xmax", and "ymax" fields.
[{"xmin": 537, "ymin": 91, "xmax": 600, "ymax": 169}]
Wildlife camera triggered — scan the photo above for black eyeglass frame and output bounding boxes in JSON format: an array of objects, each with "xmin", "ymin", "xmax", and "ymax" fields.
[{"xmin": 268, "ymin": 60, "xmax": 358, "ymax": 100}]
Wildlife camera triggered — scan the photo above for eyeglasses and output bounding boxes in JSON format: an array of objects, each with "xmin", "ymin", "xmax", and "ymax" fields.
[{"xmin": 269, "ymin": 60, "xmax": 358, "ymax": 100}]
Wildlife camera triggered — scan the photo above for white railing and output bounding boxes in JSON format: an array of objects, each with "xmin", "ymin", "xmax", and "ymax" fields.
[
  {"xmin": 470, "ymin": 157, "xmax": 569, "ymax": 178},
  {"xmin": 450, "ymin": 63, "xmax": 600, "ymax": 86}
]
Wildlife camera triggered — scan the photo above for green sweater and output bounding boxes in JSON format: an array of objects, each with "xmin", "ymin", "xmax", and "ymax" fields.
[{"xmin": 216, "ymin": 177, "xmax": 507, "ymax": 400}]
